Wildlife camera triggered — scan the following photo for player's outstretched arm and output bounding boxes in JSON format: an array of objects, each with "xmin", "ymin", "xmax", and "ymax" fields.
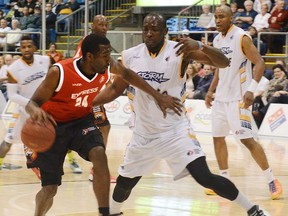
[
  {"xmin": 109, "ymin": 58, "xmax": 183, "ymax": 117},
  {"xmin": 174, "ymin": 38, "xmax": 230, "ymax": 68},
  {"xmin": 25, "ymin": 66, "xmax": 59, "ymax": 125}
]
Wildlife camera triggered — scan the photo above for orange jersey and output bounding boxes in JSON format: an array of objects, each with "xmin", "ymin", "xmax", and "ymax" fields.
[
  {"xmin": 42, "ymin": 58, "xmax": 109, "ymax": 122},
  {"xmin": 73, "ymin": 37, "xmax": 85, "ymax": 58}
]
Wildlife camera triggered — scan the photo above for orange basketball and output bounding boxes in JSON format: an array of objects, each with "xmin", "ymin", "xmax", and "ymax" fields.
[{"xmin": 21, "ymin": 118, "xmax": 56, "ymax": 152}]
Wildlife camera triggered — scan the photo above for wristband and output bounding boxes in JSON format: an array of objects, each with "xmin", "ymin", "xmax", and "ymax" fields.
[
  {"xmin": 197, "ymin": 41, "xmax": 203, "ymax": 50},
  {"xmin": 247, "ymin": 79, "xmax": 258, "ymax": 93}
]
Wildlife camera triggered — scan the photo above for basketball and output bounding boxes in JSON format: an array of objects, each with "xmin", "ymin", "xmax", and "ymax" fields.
[{"xmin": 21, "ymin": 118, "xmax": 56, "ymax": 152}]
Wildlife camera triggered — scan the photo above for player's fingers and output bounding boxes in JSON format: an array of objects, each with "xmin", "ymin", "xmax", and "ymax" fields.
[
  {"xmin": 174, "ymin": 39, "xmax": 183, "ymax": 48},
  {"xmin": 161, "ymin": 108, "xmax": 167, "ymax": 118}
]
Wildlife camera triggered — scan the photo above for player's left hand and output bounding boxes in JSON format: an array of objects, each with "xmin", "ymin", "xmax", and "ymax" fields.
[
  {"xmin": 243, "ymin": 91, "xmax": 254, "ymax": 108},
  {"xmin": 155, "ymin": 94, "xmax": 183, "ymax": 118},
  {"xmin": 174, "ymin": 38, "xmax": 199, "ymax": 57}
]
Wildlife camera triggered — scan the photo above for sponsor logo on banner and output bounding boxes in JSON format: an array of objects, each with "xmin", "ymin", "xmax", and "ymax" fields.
[
  {"xmin": 268, "ymin": 108, "xmax": 286, "ymax": 132},
  {"xmin": 105, "ymin": 100, "xmax": 120, "ymax": 112}
]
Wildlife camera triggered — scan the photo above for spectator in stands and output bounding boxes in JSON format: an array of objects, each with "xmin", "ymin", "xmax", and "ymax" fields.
[
  {"xmin": 233, "ymin": 0, "xmax": 246, "ymax": 12},
  {"xmin": 54, "ymin": 0, "xmax": 73, "ymax": 32},
  {"xmin": 193, "ymin": 60, "xmax": 205, "ymax": 77},
  {"xmin": 0, "ymin": 10, "xmax": 5, "ymax": 21},
  {"xmin": 0, "ymin": 54, "xmax": 13, "ymax": 101},
  {"xmin": 231, "ymin": 3, "xmax": 241, "ymax": 25},
  {"xmin": 252, "ymin": 64, "xmax": 288, "ymax": 128},
  {"xmin": 45, "ymin": 2, "xmax": 57, "ymax": 44},
  {"xmin": 221, "ymin": 0, "xmax": 231, "ymax": 7},
  {"xmin": 0, "ymin": 19, "xmax": 11, "ymax": 48},
  {"xmin": 46, "ymin": 42, "xmax": 64, "ymax": 63},
  {"xmin": 252, "ymin": 3, "xmax": 271, "ymax": 31},
  {"xmin": 253, "ymin": 0, "xmax": 272, "ymax": 13},
  {"xmin": 6, "ymin": 19, "xmax": 22, "ymax": 51},
  {"xmin": 235, "ymin": 0, "xmax": 258, "ymax": 30},
  {"xmin": 185, "ymin": 63, "xmax": 198, "ymax": 99},
  {"xmin": 17, "ymin": 6, "xmax": 30, "ymax": 30},
  {"xmin": 275, "ymin": 58, "xmax": 287, "ymax": 71},
  {"xmin": 193, "ymin": 64, "xmax": 214, "ymax": 100},
  {"xmin": 5, "ymin": 0, "xmax": 19, "ymax": 10},
  {"xmin": 67, "ymin": 0, "xmax": 80, "ymax": 12},
  {"xmin": 265, "ymin": 0, "xmax": 288, "ymax": 53},
  {"xmin": 197, "ymin": 4, "xmax": 214, "ymax": 29},
  {"xmin": 247, "ymin": 26, "xmax": 267, "ymax": 55},
  {"xmin": 21, "ymin": 0, "xmax": 36, "ymax": 15}
]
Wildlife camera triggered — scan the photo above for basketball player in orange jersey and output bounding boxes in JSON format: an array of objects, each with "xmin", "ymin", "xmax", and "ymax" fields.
[
  {"xmin": 25, "ymin": 34, "xmax": 182, "ymax": 216},
  {"xmin": 74, "ymin": 14, "xmax": 114, "ymax": 182}
]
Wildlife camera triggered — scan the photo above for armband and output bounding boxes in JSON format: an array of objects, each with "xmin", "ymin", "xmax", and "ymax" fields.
[{"xmin": 247, "ymin": 79, "xmax": 258, "ymax": 93}]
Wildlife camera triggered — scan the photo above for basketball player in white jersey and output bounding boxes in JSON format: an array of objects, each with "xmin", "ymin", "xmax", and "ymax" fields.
[
  {"xmin": 92, "ymin": 13, "xmax": 269, "ymax": 216},
  {"xmin": 0, "ymin": 35, "xmax": 50, "ymax": 179},
  {"xmin": 205, "ymin": 5, "xmax": 283, "ymax": 200}
]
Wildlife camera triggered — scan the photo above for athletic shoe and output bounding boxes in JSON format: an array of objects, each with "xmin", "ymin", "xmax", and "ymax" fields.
[
  {"xmin": 269, "ymin": 179, "xmax": 283, "ymax": 200},
  {"xmin": 88, "ymin": 168, "xmax": 117, "ymax": 183},
  {"xmin": 32, "ymin": 167, "xmax": 41, "ymax": 180},
  {"xmin": 204, "ymin": 188, "xmax": 217, "ymax": 195},
  {"xmin": 69, "ymin": 159, "xmax": 83, "ymax": 174},
  {"xmin": 110, "ymin": 213, "xmax": 123, "ymax": 216},
  {"xmin": 247, "ymin": 205, "xmax": 267, "ymax": 216}
]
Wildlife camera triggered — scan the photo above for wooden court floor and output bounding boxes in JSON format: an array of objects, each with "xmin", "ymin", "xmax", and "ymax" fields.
[{"xmin": 0, "ymin": 119, "xmax": 287, "ymax": 216}]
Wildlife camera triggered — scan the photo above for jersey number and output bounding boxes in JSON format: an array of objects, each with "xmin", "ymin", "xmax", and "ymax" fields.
[{"xmin": 75, "ymin": 95, "xmax": 88, "ymax": 107}]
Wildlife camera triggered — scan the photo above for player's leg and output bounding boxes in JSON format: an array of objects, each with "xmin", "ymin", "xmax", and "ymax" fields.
[
  {"xmin": 89, "ymin": 146, "xmax": 110, "ymax": 215},
  {"xmin": 34, "ymin": 185, "xmax": 58, "ymax": 215},
  {"xmin": 187, "ymin": 157, "xmax": 268, "ymax": 216},
  {"xmin": 240, "ymin": 138, "xmax": 283, "ymax": 199},
  {"xmin": 230, "ymin": 101, "xmax": 282, "ymax": 200},
  {"xmin": 0, "ymin": 140, "xmax": 12, "ymax": 169},
  {"xmin": 67, "ymin": 149, "xmax": 82, "ymax": 174}
]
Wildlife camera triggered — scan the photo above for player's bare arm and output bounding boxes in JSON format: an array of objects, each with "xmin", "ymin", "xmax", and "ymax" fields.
[
  {"xmin": 242, "ymin": 35, "xmax": 265, "ymax": 108},
  {"xmin": 205, "ymin": 68, "xmax": 219, "ymax": 108},
  {"xmin": 174, "ymin": 38, "xmax": 230, "ymax": 68},
  {"xmin": 109, "ymin": 58, "xmax": 183, "ymax": 117},
  {"xmin": 26, "ymin": 66, "xmax": 60, "ymax": 125},
  {"xmin": 92, "ymin": 76, "xmax": 128, "ymax": 107}
]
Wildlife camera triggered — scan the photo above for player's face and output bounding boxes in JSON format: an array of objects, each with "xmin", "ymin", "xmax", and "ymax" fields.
[
  {"xmin": 214, "ymin": 8, "xmax": 232, "ymax": 34},
  {"xmin": 142, "ymin": 15, "xmax": 167, "ymax": 52},
  {"xmin": 92, "ymin": 17, "xmax": 108, "ymax": 36},
  {"xmin": 91, "ymin": 44, "xmax": 111, "ymax": 74},
  {"xmin": 20, "ymin": 40, "xmax": 35, "ymax": 61}
]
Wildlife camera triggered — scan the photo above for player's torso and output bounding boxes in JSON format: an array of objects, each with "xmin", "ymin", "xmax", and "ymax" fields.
[
  {"xmin": 213, "ymin": 25, "xmax": 252, "ymax": 102},
  {"xmin": 8, "ymin": 55, "xmax": 50, "ymax": 99},
  {"xmin": 122, "ymin": 41, "xmax": 189, "ymax": 137},
  {"xmin": 42, "ymin": 58, "xmax": 109, "ymax": 122}
]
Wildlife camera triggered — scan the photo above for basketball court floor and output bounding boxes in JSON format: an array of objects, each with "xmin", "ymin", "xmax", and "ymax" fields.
[{"xmin": 0, "ymin": 118, "xmax": 287, "ymax": 216}]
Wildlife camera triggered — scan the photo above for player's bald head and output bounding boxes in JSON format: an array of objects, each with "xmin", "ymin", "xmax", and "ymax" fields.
[
  {"xmin": 93, "ymin": 15, "xmax": 107, "ymax": 23},
  {"xmin": 215, "ymin": 5, "xmax": 233, "ymax": 17},
  {"xmin": 91, "ymin": 15, "xmax": 108, "ymax": 36}
]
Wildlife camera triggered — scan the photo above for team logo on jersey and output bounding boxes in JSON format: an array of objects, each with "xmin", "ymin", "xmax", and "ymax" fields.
[
  {"xmin": 165, "ymin": 56, "xmax": 170, "ymax": 62},
  {"xmin": 72, "ymin": 83, "xmax": 82, "ymax": 86},
  {"xmin": 230, "ymin": 35, "xmax": 234, "ymax": 40},
  {"xmin": 123, "ymin": 103, "xmax": 132, "ymax": 114},
  {"xmin": 220, "ymin": 47, "xmax": 232, "ymax": 55},
  {"xmin": 23, "ymin": 71, "xmax": 46, "ymax": 85},
  {"xmin": 137, "ymin": 71, "xmax": 169, "ymax": 83},
  {"xmin": 99, "ymin": 76, "xmax": 105, "ymax": 83}
]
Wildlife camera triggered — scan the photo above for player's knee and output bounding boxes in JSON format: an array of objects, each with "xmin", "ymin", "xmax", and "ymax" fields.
[
  {"xmin": 240, "ymin": 138, "xmax": 256, "ymax": 149},
  {"xmin": 42, "ymin": 185, "xmax": 58, "ymax": 198}
]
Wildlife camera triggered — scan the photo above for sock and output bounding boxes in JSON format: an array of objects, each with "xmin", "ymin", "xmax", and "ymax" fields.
[
  {"xmin": 0, "ymin": 158, "xmax": 3, "ymax": 166},
  {"xmin": 110, "ymin": 198, "xmax": 124, "ymax": 214},
  {"xmin": 219, "ymin": 169, "xmax": 230, "ymax": 179},
  {"xmin": 234, "ymin": 191, "xmax": 254, "ymax": 211},
  {"xmin": 263, "ymin": 167, "xmax": 275, "ymax": 184},
  {"xmin": 67, "ymin": 150, "xmax": 74, "ymax": 163},
  {"xmin": 99, "ymin": 207, "xmax": 109, "ymax": 216}
]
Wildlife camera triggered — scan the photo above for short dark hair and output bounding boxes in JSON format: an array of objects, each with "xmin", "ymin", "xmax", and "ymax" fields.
[
  {"xmin": 20, "ymin": 35, "xmax": 34, "ymax": 45},
  {"xmin": 144, "ymin": 13, "xmax": 167, "ymax": 29},
  {"xmin": 272, "ymin": 64, "xmax": 286, "ymax": 72},
  {"xmin": 81, "ymin": 34, "xmax": 110, "ymax": 58}
]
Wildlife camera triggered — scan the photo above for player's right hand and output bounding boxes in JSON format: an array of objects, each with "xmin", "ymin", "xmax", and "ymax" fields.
[
  {"xmin": 205, "ymin": 91, "xmax": 214, "ymax": 108},
  {"xmin": 156, "ymin": 94, "xmax": 183, "ymax": 118},
  {"xmin": 26, "ymin": 101, "xmax": 57, "ymax": 126}
]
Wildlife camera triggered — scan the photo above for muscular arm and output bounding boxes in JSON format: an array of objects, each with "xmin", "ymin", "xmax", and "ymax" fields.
[
  {"xmin": 175, "ymin": 38, "xmax": 230, "ymax": 68},
  {"xmin": 92, "ymin": 76, "xmax": 128, "ymax": 106}
]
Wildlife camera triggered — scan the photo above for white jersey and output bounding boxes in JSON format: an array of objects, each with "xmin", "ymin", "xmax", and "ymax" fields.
[
  {"xmin": 7, "ymin": 55, "xmax": 50, "ymax": 113},
  {"xmin": 213, "ymin": 25, "xmax": 253, "ymax": 102},
  {"xmin": 122, "ymin": 40, "xmax": 190, "ymax": 138}
]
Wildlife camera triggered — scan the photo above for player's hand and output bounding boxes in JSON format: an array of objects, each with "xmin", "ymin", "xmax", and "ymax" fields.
[
  {"xmin": 174, "ymin": 38, "xmax": 199, "ymax": 57},
  {"xmin": 26, "ymin": 101, "xmax": 57, "ymax": 126},
  {"xmin": 205, "ymin": 91, "xmax": 214, "ymax": 108},
  {"xmin": 155, "ymin": 94, "xmax": 183, "ymax": 118},
  {"xmin": 243, "ymin": 91, "xmax": 254, "ymax": 109}
]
